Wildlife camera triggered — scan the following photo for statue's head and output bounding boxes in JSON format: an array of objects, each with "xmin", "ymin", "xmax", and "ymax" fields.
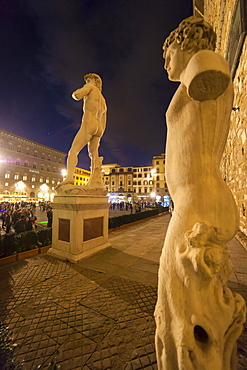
[
  {"xmin": 84, "ymin": 73, "xmax": 102, "ymax": 91},
  {"xmin": 163, "ymin": 16, "xmax": 216, "ymax": 57}
]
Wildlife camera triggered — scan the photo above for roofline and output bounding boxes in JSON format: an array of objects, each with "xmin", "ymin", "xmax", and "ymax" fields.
[{"xmin": 0, "ymin": 129, "xmax": 67, "ymax": 156}]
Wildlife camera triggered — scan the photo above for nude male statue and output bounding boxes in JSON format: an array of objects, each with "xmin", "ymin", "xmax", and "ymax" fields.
[
  {"xmin": 154, "ymin": 16, "xmax": 245, "ymax": 370},
  {"xmin": 61, "ymin": 73, "xmax": 107, "ymax": 186}
]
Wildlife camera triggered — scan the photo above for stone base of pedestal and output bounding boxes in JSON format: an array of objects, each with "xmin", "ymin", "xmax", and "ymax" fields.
[{"xmin": 48, "ymin": 194, "xmax": 110, "ymax": 263}]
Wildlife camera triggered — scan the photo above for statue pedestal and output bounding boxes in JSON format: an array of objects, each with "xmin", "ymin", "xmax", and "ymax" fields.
[{"xmin": 48, "ymin": 194, "xmax": 110, "ymax": 263}]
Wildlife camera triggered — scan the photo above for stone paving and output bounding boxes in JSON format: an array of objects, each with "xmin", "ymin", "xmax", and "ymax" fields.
[{"xmin": 0, "ymin": 213, "xmax": 246, "ymax": 369}]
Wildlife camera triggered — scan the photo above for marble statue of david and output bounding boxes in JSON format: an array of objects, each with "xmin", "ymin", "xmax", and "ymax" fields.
[
  {"xmin": 58, "ymin": 73, "xmax": 107, "ymax": 191},
  {"xmin": 154, "ymin": 16, "xmax": 246, "ymax": 370}
]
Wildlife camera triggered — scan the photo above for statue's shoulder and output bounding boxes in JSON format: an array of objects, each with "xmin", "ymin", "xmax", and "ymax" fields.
[{"xmin": 183, "ymin": 50, "xmax": 231, "ymax": 101}]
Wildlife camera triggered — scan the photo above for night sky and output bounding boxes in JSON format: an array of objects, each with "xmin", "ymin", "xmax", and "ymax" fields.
[{"xmin": 1, "ymin": 0, "xmax": 193, "ymax": 170}]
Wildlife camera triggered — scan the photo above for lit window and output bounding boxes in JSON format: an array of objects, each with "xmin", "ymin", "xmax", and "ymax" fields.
[
  {"xmin": 40, "ymin": 177, "xmax": 43, "ymax": 182},
  {"xmin": 14, "ymin": 174, "xmax": 19, "ymax": 180},
  {"xmin": 46, "ymin": 178, "xmax": 49, "ymax": 183},
  {"xmin": 31, "ymin": 185, "xmax": 35, "ymax": 188},
  {"xmin": 31, "ymin": 176, "xmax": 35, "ymax": 182},
  {"xmin": 23, "ymin": 175, "xmax": 27, "ymax": 181},
  {"xmin": 5, "ymin": 173, "xmax": 10, "ymax": 178},
  {"xmin": 5, "ymin": 182, "xmax": 8, "ymax": 186}
]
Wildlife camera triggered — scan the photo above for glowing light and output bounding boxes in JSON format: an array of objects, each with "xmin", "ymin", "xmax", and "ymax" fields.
[
  {"xmin": 150, "ymin": 192, "xmax": 156, "ymax": 198},
  {"xmin": 40, "ymin": 183, "xmax": 49, "ymax": 192},
  {"xmin": 15, "ymin": 181, "xmax": 26, "ymax": 191},
  {"xmin": 61, "ymin": 169, "xmax": 67, "ymax": 177}
]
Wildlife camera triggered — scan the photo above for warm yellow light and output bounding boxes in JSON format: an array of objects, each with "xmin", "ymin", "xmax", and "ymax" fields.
[
  {"xmin": 40, "ymin": 183, "xmax": 49, "ymax": 192},
  {"xmin": 150, "ymin": 192, "xmax": 156, "ymax": 198},
  {"xmin": 15, "ymin": 181, "xmax": 26, "ymax": 191}
]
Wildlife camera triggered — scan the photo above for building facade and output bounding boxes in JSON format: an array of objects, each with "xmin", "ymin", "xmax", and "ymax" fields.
[
  {"xmin": 73, "ymin": 167, "xmax": 90, "ymax": 186},
  {"xmin": 152, "ymin": 153, "xmax": 168, "ymax": 199},
  {"xmin": 0, "ymin": 130, "xmax": 66, "ymax": 202},
  {"xmin": 102, "ymin": 154, "xmax": 168, "ymax": 203},
  {"xmin": 194, "ymin": 0, "xmax": 247, "ymax": 235}
]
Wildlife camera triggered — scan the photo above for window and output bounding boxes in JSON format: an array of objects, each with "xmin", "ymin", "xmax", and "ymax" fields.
[
  {"xmin": 33, "ymin": 163, "xmax": 37, "ymax": 169},
  {"xmin": 138, "ymin": 188, "xmax": 141, "ymax": 193},
  {"xmin": 119, "ymin": 168, "xmax": 124, "ymax": 172},
  {"xmin": 34, "ymin": 151, "xmax": 38, "ymax": 157},
  {"xmin": 133, "ymin": 169, "xmax": 137, "ymax": 172},
  {"xmin": 133, "ymin": 181, "xmax": 137, "ymax": 185},
  {"xmin": 42, "ymin": 153, "xmax": 45, "ymax": 159},
  {"xmin": 120, "ymin": 181, "xmax": 123, "ymax": 186},
  {"xmin": 133, "ymin": 174, "xmax": 137, "ymax": 178},
  {"xmin": 17, "ymin": 146, "xmax": 22, "ymax": 153},
  {"xmin": 14, "ymin": 174, "xmax": 19, "ymax": 180},
  {"xmin": 31, "ymin": 176, "xmax": 35, "ymax": 182},
  {"xmin": 53, "ymin": 167, "xmax": 56, "ymax": 172},
  {"xmin": 112, "ymin": 169, "xmax": 116, "ymax": 173},
  {"xmin": 156, "ymin": 168, "xmax": 160, "ymax": 173},
  {"xmin": 41, "ymin": 164, "xmax": 44, "ymax": 170},
  {"xmin": 144, "ymin": 180, "xmax": 148, "ymax": 185},
  {"xmin": 8, "ymin": 143, "xmax": 13, "ymax": 150},
  {"xmin": 46, "ymin": 178, "xmax": 49, "ymax": 183},
  {"xmin": 52, "ymin": 179, "xmax": 55, "ymax": 184},
  {"xmin": 144, "ymin": 168, "xmax": 148, "ymax": 171},
  {"xmin": 24, "ymin": 161, "xmax": 28, "ymax": 167},
  {"xmin": 58, "ymin": 158, "xmax": 61, "ymax": 163},
  {"xmin": 156, "ymin": 161, "xmax": 159, "ymax": 165},
  {"xmin": 47, "ymin": 166, "xmax": 51, "ymax": 171},
  {"xmin": 112, "ymin": 181, "xmax": 115, "ymax": 185},
  {"xmin": 5, "ymin": 182, "xmax": 8, "ymax": 186},
  {"xmin": 23, "ymin": 175, "xmax": 27, "ymax": 181},
  {"xmin": 149, "ymin": 180, "xmax": 153, "ymax": 185},
  {"xmin": 138, "ymin": 181, "xmax": 141, "ymax": 185},
  {"xmin": 40, "ymin": 177, "xmax": 43, "ymax": 182},
  {"xmin": 0, "ymin": 141, "xmax": 2, "ymax": 147},
  {"xmin": 5, "ymin": 172, "xmax": 10, "ymax": 178},
  {"xmin": 138, "ymin": 174, "xmax": 142, "ymax": 178},
  {"xmin": 128, "ymin": 168, "xmax": 132, "ymax": 172},
  {"xmin": 48, "ymin": 155, "xmax": 51, "ymax": 161},
  {"xmin": 16, "ymin": 160, "xmax": 20, "ymax": 165},
  {"xmin": 26, "ymin": 148, "xmax": 30, "ymax": 154},
  {"xmin": 156, "ymin": 183, "xmax": 160, "ymax": 188},
  {"xmin": 157, "ymin": 176, "xmax": 160, "ymax": 181},
  {"xmin": 128, "ymin": 181, "xmax": 131, "ymax": 185},
  {"xmin": 144, "ymin": 188, "xmax": 147, "ymax": 193}
]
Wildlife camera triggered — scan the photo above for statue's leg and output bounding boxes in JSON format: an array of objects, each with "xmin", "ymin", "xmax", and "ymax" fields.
[
  {"xmin": 87, "ymin": 136, "xmax": 104, "ymax": 188},
  {"xmin": 65, "ymin": 128, "xmax": 92, "ymax": 183}
]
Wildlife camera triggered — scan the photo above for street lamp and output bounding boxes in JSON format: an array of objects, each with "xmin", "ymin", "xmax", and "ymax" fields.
[
  {"xmin": 39, "ymin": 183, "xmax": 49, "ymax": 201},
  {"xmin": 61, "ymin": 169, "xmax": 67, "ymax": 180}
]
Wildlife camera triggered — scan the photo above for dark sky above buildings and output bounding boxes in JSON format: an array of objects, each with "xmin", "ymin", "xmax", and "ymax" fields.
[{"xmin": 1, "ymin": 0, "xmax": 193, "ymax": 170}]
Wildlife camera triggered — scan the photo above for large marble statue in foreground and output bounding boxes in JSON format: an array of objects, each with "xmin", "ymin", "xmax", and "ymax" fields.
[
  {"xmin": 57, "ymin": 73, "xmax": 106, "ymax": 194},
  {"xmin": 155, "ymin": 16, "xmax": 246, "ymax": 369}
]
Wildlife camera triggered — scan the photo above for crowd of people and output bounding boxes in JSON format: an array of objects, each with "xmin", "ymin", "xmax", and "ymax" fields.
[
  {"xmin": 0, "ymin": 201, "xmax": 53, "ymax": 234},
  {"xmin": 109, "ymin": 201, "xmax": 147, "ymax": 213}
]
